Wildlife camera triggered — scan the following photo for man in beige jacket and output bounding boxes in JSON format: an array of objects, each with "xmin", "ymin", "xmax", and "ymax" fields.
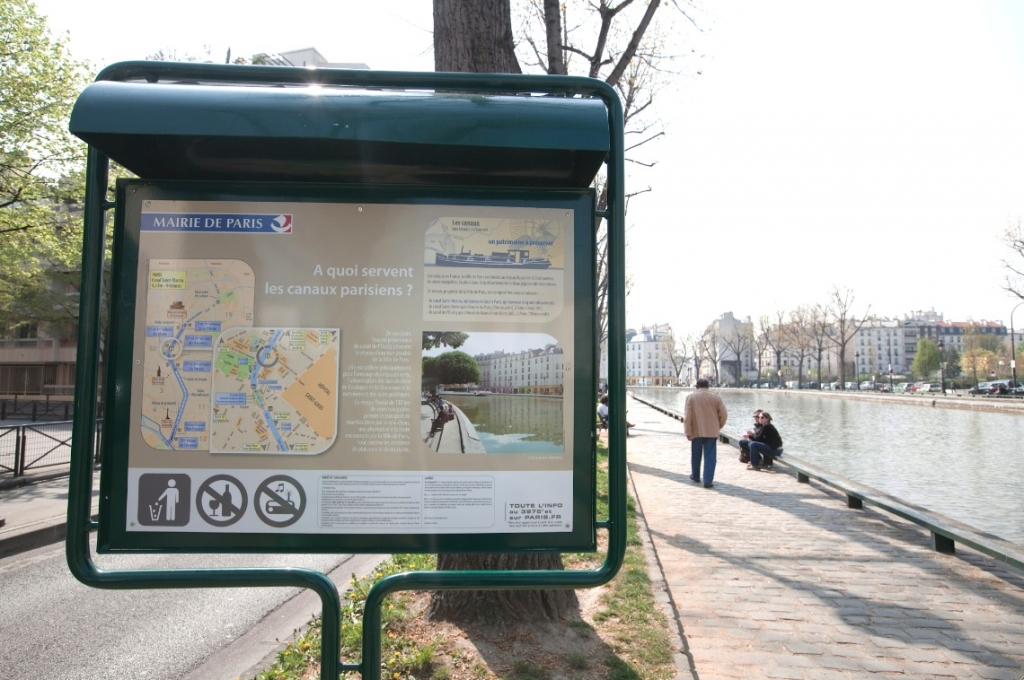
[{"xmin": 684, "ymin": 378, "xmax": 728, "ymax": 488}]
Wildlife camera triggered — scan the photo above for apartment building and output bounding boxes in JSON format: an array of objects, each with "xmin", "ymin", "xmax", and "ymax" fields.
[
  {"xmin": 475, "ymin": 343, "xmax": 564, "ymax": 395},
  {"xmin": 626, "ymin": 323, "xmax": 677, "ymax": 386}
]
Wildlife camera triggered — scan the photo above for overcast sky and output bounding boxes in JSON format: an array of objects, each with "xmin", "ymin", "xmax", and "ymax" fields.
[{"xmin": 37, "ymin": 0, "xmax": 1024, "ymax": 334}]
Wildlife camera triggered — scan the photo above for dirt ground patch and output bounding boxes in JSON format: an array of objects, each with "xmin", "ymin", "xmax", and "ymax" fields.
[
  {"xmin": 381, "ymin": 586, "xmax": 628, "ymax": 679},
  {"xmin": 268, "ymin": 455, "xmax": 676, "ymax": 680}
]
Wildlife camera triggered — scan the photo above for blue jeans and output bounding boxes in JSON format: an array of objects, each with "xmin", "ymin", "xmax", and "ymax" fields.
[
  {"xmin": 748, "ymin": 441, "xmax": 778, "ymax": 467},
  {"xmin": 691, "ymin": 437, "xmax": 717, "ymax": 485}
]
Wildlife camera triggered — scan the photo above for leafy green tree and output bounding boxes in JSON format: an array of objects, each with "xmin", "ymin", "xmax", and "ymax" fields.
[
  {"xmin": 435, "ymin": 351, "xmax": 481, "ymax": 385},
  {"xmin": 977, "ymin": 333, "xmax": 1005, "ymax": 354},
  {"xmin": 911, "ymin": 339, "xmax": 940, "ymax": 379},
  {"xmin": 0, "ymin": 0, "xmax": 89, "ymax": 337},
  {"xmin": 961, "ymin": 321, "xmax": 986, "ymax": 386},
  {"xmin": 941, "ymin": 345, "xmax": 962, "ymax": 384},
  {"xmin": 422, "ymin": 331, "xmax": 469, "ymax": 351},
  {"xmin": 421, "ymin": 355, "xmax": 442, "ymax": 393},
  {"xmin": 422, "ymin": 355, "xmax": 439, "ymax": 380}
]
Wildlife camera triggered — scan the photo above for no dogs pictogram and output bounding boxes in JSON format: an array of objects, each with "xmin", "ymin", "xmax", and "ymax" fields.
[
  {"xmin": 196, "ymin": 474, "xmax": 248, "ymax": 527},
  {"xmin": 254, "ymin": 475, "xmax": 306, "ymax": 527}
]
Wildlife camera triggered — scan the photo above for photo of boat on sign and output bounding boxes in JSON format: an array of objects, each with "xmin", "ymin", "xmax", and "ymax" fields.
[
  {"xmin": 423, "ymin": 216, "xmax": 565, "ymax": 271},
  {"xmin": 435, "ymin": 247, "xmax": 552, "ymax": 269}
]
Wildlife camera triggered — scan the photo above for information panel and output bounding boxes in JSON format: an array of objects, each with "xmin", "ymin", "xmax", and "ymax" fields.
[{"xmin": 100, "ymin": 182, "xmax": 595, "ymax": 553}]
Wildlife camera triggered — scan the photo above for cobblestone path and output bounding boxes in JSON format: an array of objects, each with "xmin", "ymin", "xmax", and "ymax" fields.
[{"xmin": 626, "ymin": 399, "xmax": 1024, "ymax": 680}]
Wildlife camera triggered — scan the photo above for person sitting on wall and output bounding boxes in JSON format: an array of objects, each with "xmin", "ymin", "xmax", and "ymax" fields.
[
  {"xmin": 747, "ymin": 411, "xmax": 783, "ymax": 471},
  {"xmin": 598, "ymin": 394, "xmax": 634, "ymax": 433},
  {"xmin": 738, "ymin": 409, "xmax": 763, "ymax": 463},
  {"xmin": 597, "ymin": 395, "xmax": 610, "ymax": 430}
]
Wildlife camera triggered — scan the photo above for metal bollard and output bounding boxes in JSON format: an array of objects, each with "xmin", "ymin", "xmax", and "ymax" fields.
[{"xmin": 17, "ymin": 427, "xmax": 26, "ymax": 476}]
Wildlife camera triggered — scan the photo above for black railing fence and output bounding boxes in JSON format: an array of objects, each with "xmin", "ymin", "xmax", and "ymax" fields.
[
  {"xmin": 0, "ymin": 420, "xmax": 103, "ymax": 477},
  {"xmin": 0, "ymin": 397, "xmax": 103, "ymax": 422}
]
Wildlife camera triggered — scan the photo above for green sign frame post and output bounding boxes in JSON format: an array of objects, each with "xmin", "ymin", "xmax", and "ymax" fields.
[{"xmin": 67, "ymin": 63, "xmax": 626, "ymax": 679}]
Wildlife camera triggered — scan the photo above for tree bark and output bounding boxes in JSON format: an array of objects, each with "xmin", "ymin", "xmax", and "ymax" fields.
[
  {"xmin": 434, "ymin": 0, "xmax": 522, "ymax": 73},
  {"xmin": 543, "ymin": 0, "xmax": 565, "ymax": 75},
  {"xmin": 426, "ymin": 553, "xmax": 580, "ymax": 623},
  {"xmin": 429, "ymin": 0, "xmax": 577, "ymax": 625}
]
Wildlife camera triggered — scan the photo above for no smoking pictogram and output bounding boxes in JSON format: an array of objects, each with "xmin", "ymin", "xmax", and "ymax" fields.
[
  {"xmin": 254, "ymin": 475, "xmax": 306, "ymax": 528},
  {"xmin": 195, "ymin": 474, "xmax": 248, "ymax": 527}
]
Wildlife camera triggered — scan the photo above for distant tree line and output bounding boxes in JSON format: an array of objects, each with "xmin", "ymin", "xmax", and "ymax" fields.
[{"xmin": 677, "ymin": 286, "xmax": 1021, "ymax": 389}]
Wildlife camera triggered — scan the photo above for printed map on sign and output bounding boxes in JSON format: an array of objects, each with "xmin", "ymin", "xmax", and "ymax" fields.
[
  {"xmin": 211, "ymin": 327, "xmax": 339, "ymax": 454},
  {"xmin": 141, "ymin": 259, "xmax": 255, "ymax": 451}
]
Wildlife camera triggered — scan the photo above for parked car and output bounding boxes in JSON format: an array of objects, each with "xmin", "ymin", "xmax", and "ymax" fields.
[
  {"xmin": 969, "ymin": 382, "xmax": 992, "ymax": 395},
  {"xmin": 894, "ymin": 382, "xmax": 911, "ymax": 393},
  {"xmin": 917, "ymin": 383, "xmax": 942, "ymax": 393},
  {"xmin": 987, "ymin": 380, "xmax": 1016, "ymax": 395}
]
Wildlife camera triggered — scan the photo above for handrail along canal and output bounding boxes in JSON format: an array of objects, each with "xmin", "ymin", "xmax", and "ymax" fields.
[{"xmin": 630, "ymin": 393, "xmax": 1024, "ymax": 573}]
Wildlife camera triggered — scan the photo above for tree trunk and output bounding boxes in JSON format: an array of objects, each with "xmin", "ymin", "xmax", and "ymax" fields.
[
  {"xmin": 543, "ymin": 0, "xmax": 565, "ymax": 75},
  {"xmin": 433, "ymin": 0, "xmax": 521, "ymax": 73},
  {"xmin": 429, "ymin": 0, "xmax": 577, "ymax": 625},
  {"xmin": 427, "ymin": 553, "xmax": 580, "ymax": 623}
]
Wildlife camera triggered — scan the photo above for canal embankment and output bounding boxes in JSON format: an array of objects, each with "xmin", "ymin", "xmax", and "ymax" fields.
[
  {"xmin": 420, "ymin": 400, "xmax": 485, "ymax": 454},
  {"xmin": 673, "ymin": 385, "xmax": 1024, "ymax": 415},
  {"xmin": 630, "ymin": 387, "xmax": 1024, "ymax": 546},
  {"xmin": 624, "ymin": 399, "xmax": 1024, "ymax": 679}
]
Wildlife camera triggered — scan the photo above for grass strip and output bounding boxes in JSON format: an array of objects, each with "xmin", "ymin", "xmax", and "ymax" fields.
[{"xmin": 254, "ymin": 442, "xmax": 675, "ymax": 680}]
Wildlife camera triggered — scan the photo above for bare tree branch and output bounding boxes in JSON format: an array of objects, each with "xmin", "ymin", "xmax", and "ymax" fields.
[
  {"xmin": 605, "ymin": 0, "xmax": 661, "ymax": 85},
  {"xmin": 625, "ymin": 131, "xmax": 665, "ymax": 153}
]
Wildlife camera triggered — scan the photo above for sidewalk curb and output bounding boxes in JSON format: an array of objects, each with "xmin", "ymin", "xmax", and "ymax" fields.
[
  {"xmin": 0, "ymin": 514, "xmax": 97, "ymax": 560},
  {"xmin": 0, "ymin": 469, "xmax": 73, "ymax": 492},
  {"xmin": 0, "ymin": 470, "xmax": 84, "ymax": 559},
  {"xmin": 626, "ymin": 462, "xmax": 697, "ymax": 680},
  {"xmin": 185, "ymin": 553, "xmax": 387, "ymax": 680}
]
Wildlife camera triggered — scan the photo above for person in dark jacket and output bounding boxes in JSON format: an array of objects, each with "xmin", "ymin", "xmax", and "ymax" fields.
[
  {"xmin": 738, "ymin": 409, "xmax": 763, "ymax": 462},
  {"xmin": 747, "ymin": 411, "xmax": 783, "ymax": 471}
]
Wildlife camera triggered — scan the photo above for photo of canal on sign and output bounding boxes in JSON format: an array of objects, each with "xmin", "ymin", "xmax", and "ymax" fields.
[{"xmin": 422, "ymin": 331, "xmax": 564, "ymax": 455}]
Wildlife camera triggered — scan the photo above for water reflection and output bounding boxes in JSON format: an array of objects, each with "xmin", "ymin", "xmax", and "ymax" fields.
[
  {"xmin": 633, "ymin": 388, "xmax": 1024, "ymax": 545},
  {"xmin": 445, "ymin": 394, "xmax": 563, "ymax": 454}
]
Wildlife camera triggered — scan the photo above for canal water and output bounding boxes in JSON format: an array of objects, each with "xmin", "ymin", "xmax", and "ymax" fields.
[
  {"xmin": 443, "ymin": 394, "xmax": 564, "ymax": 454},
  {"xmin": 631, "ymin": 387, "xmax": 1024, "ymax": 545}
]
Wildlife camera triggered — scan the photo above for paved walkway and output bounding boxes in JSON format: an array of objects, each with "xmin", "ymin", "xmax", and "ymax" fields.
[
  {"xmin": 0, "ymin": 469, "xmax": 98, "ymax": 558},
  {"xmin": 626, "ymin": 399, "xmax": 1024, "ymax": 680}
]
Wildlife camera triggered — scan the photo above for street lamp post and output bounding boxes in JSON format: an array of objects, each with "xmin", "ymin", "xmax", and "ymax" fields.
[
  {"xmin": 1011, "ymin": 300, "xmax": 1024, "ymax": 390},
  {"xmin": 938, "ymin": 339, "xmax": 945, "ymax": 395},
  {"xmin": 887, "ymin": 342, "xmax": 893, "ymax": 393},
  {"xmin": 888, "ymin": 336, "xmax": 894, "ymax": 392}
]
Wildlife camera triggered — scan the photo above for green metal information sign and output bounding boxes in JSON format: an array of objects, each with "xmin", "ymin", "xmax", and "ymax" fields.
[{"xmin": 68, "ymin": 64, "xmax": 625, "ymax": 679}]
